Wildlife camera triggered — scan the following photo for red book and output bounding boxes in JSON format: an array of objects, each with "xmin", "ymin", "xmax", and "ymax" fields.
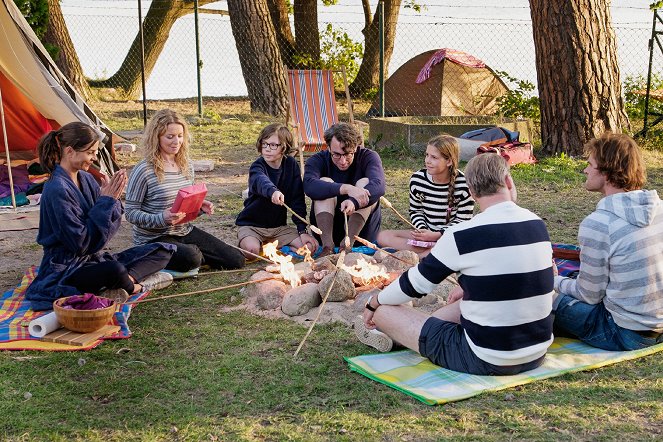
[{"xmin": 171, "ymin": 183, "xmax": 207, "ymax": 224}]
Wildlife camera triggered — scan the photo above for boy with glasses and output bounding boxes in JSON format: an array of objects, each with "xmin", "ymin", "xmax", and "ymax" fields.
[
  {"xmin": 236, "ymin": 123, "xmax": 318, "ymax": 257},
  {"xmin": 304, "ymin": 122, "xmax": 386, "ymax": 256}
]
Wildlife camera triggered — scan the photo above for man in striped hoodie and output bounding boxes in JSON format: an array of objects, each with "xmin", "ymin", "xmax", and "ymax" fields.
[
  {"xmin": 356, "ymin": 153, "xmax": 555, "ymax": 375},
  {"xmin": 553, "ymin": 133, "xmax": 663, "ymax": 350}
]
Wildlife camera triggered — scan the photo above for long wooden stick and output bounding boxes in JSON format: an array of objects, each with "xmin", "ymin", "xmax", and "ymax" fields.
[
  {"xmin": 282, "ymin": 202, "xmax": 322, "ymax": 235},
  {"xmin": 294, "ymin": 250, "xmax": 346, "ymax": 358},
  {"xmin": 353, "ymin": 235, "xmax": 411, "ymax": 265},
  {"xmin": 343, "ymin": 212, "xmax": 350, "ymax": 249},
  {"xmin": 226, "ymin": 243, "xmax": 276, "ymax": 264},
  {"xmin": 199, "ymin": 268, "xmax": 258, "ymax": 276},
  {"xmin": 124, "ymin": 277, "xmax": 277, "ymax": 305},
  {"xmin": 380, "ymin": 196, "xmax": 418, "ymax": 230}
]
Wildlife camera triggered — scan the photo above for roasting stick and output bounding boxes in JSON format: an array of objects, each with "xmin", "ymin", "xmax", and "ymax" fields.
[
  {"xmin": 294, "ymin": 250, "xmax": 346, "ymax": 358},
  {"xmin": 282, "ymin": 202, "xmax": 323, "ymax": 235},
  {"xmin": 343, "ymin": 212, "xmax": 350, "ymax": 249},
  {"xmin": 225, "ymin": 243, "xmax": 277, "ymax": 265},
  {"xmin": 124, "ymin": 277, "xmax": 277, "ymax": 304},
  {"xmin": 353, "ymin": 235, "xmax": 410, "ymax": 265},
  {"xmin": 380, "ymin": 196, "xmax": 418, "ymax": 230}
]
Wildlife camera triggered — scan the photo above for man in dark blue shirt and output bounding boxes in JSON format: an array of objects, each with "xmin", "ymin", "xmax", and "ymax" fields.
[{"xmin": 304, "ymin": 122, "xmax": 386, "ymax": 256}]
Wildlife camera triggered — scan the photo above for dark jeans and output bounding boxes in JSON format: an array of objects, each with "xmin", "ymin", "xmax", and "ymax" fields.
[
  {"xmin": 150, "ymin": 226, "xmax": 245, "ymax": 271},
  {"xmin": 66, "ymin": 245, "xmax": 173, "ymax": 294},
  {"xmin": 418, "ymin": 317, "xmax": 545, "ymax": 376},
  {"xmin": 553, "ymin": 294, "xmax": 663, "ymax": 351}
]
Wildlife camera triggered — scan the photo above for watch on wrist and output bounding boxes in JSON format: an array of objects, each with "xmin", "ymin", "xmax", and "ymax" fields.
[{"xmin": 365, "ymin": 295, "xmax": 380, "ymax": 312}]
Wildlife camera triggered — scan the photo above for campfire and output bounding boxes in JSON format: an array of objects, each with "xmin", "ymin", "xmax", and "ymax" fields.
[
  {"xmin": 261, "ymin": 240, "xmax": 393, "ymax": 290},
  {"xmin": 240, "ymin": 241, "xmax": 420, "ymax": 319}
]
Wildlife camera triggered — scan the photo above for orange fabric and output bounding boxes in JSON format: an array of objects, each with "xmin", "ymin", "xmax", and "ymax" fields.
[
  {"xmin": 287, "ymin": 70, "xmax": 339, "ymax": 152},
  {"xmin": 0, "ymin": 71, "xmax": 53, "ymax": 154}
]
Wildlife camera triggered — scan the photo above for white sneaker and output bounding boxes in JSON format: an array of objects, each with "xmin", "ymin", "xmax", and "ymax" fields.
[
  {"xmin": 99, "ymin": 288, "xmax": 129, "ymax": 304},
  {"xmin": 353, "ymin": 315, "xmax": 393, "ymax": 352},
  {"xmin": 139, "ymin": 272, "xmax": 174, "ymax": 292}
]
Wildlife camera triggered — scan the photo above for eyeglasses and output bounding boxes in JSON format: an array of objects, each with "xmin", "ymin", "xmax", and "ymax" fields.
[
  {"xmin": 330, "ymin": 151, "xmax": 356, "ymax": 160},
  {"xmin": 262, "ymin": 142, "xmax": 282, "ymax": 151}
]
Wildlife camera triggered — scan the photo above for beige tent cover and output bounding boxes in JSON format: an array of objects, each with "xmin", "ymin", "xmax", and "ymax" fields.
[{"xmin": 374, "ymin": 49, "xmax": 509, "ymax": 116}]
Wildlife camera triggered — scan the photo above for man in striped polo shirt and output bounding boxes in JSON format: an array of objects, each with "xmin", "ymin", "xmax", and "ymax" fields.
[{"xmin": 356, "ymin": 153, "xmax": 555, "ymax": 375}]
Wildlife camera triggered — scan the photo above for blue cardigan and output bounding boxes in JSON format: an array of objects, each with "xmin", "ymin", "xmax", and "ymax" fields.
[{"xmin": 26, "ymin": 165, "xmax": 170, "ymax": 310}]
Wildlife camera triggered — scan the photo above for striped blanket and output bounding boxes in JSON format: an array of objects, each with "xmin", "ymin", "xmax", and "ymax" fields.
[
  {"xmin": 345, "ymin": 337, "xmax": 663, "ymax": 405},
  {"xmin": 0, "ymin": 267, "xmax": 149, "ymax": 351}
]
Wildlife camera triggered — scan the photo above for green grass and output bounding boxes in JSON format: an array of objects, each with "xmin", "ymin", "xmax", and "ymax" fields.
[{"xmin": 1, "ymin": 99, "xmax": 662, "ymax": 441}]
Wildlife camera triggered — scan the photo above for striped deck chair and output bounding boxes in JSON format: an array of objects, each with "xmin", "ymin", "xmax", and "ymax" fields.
[{"xmin": 286, "ymin": 68, "xmax": 355, "ymax": 174}]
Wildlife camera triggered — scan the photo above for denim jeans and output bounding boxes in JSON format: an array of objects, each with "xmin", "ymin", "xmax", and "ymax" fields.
[{"xmin": 553, "ymin": 295, "xmax": 663, "ymax": 351}]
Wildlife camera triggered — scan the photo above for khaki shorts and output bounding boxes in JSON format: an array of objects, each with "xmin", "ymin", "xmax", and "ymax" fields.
[{"xmin": 237, "ymin": 225, "xmax": 300, "ymax": 247}]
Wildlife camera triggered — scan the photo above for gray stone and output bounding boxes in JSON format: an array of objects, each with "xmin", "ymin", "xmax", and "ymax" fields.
[
  {"xmin": 318, "ymin": 269, "xmax": 356, "ymax": 302},
  {"xmin": 372, "ymin": 249, "xmax": 388, "ymax": 263},
  {"xmin": 381, "ymin": 250, "xmax": 419, "ymax": 273},
  {"xmin": 343, "ymin": 252, "xmax": 376, "ymax": 268},
  {"xmin": 281, "ymin": 283, "xmax": 321, "ymax": 316},
  {"xmin": 243, "ymin": 271, "xmax": 288, "ymax": 310}
]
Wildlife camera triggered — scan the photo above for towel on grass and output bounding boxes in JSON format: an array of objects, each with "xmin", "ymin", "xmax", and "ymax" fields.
[
  {"xmin": 0, "ymin": 267, "xmax": 150, "ymax": 351},
  {"xmin": 280, "ymin": 245, "xmax": 376, "ymax": 259},
  {"xmin": 345, "ymin": 337, "xmax": 663, "ymax": 405}
]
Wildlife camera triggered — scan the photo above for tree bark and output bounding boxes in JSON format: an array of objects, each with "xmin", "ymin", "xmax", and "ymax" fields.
[
  {"xmin": 266, "ymin": 0, "xmax": 296, "ymax": 67},
  {"xmin": 294, "ymin": 0, "xmax": 320, "ymax": 63},
  {"xmin": 43, "ymin": 0, "xmax": 91, "ymax": 100},
  {"xmin": 90, "ymin": 0, "xmax": 215, "ymax": 99},
  {"xmin": 530, "ymin": 0, "xmax": 629, "ymax": 155},
  {"xmin": 349, "ymin": 0, "xmax": 402, "ymax": 97},
  {"xmin": 227, "ymin": 0, "xmax": 288, "ymax": 116}
]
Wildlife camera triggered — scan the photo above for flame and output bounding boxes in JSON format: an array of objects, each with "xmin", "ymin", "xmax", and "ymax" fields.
[
  {"xmin": 263, "ymin": 240, "xmax": 301, "ymax": 287},
  {"xmin": 296, "ymin": 245, "xmax": 314, "ymax": 263},
  {"xmin": 341, "ymin": 257, "xmax": 389, "ymax": 286}
]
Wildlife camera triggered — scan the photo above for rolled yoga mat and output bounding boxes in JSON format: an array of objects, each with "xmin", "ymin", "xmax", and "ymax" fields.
[{"xmin": 28, "ymin": 312, "xmax": 61, "ymax": 338}]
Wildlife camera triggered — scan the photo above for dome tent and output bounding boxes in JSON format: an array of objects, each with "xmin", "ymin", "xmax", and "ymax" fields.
[{"xmin": 368, "ymin": 48, "xmax": 509, "ymax": 117}]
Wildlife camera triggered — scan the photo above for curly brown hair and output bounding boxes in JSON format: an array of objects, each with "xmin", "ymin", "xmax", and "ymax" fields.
[
  {"xmin": 323, "ymin": 122, "xmax": 361, "ymax": 153},
  {"xmin": 583, "ymin": 133, "xmax": 646, "ymax": 191}
]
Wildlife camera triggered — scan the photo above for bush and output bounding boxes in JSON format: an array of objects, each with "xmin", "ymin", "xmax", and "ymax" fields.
[
  {"xmin": 623, "ymin": 74, "xmax": 663, "ymax": 119},
  {"xmin": 495, "ymin": 71, "xmax": 540, "ymax": 123}
]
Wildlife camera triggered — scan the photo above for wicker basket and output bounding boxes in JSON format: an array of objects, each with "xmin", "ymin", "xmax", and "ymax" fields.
[{"xmin": 53, "ymin": 297, "xmax": 116, "ymax": 333}]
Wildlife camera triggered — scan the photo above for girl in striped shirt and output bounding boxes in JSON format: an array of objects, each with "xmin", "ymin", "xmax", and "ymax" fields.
[{"xmin": 377, "ymin": 134, "xmax": 474, "ymax": 257}]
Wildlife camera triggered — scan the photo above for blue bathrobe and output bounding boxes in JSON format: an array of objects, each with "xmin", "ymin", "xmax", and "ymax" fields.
[{"xmin": 26, "ymin": 165, "xmax": 174, "ymax": 311}]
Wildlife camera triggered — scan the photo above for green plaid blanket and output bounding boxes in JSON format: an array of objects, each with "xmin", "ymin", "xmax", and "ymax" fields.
[{"xmin": 345, "ymin": 337, "xmax": 663, "ymax": 405}]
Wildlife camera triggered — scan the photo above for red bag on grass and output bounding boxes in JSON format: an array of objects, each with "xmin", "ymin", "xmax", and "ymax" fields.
[
  {"xmin": 476, "ymin": 141, "xmax": 536, "ymax": 166},
  {"xmin": 171, "ymin": 183, "xmax": 207, "ymax": 224}
]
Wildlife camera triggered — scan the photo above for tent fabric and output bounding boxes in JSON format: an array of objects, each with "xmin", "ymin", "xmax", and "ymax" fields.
[
  {"xmin": 0, "ymin": 0, "xmax": 117, "ymax": 171},
  {"xmin": 287, "ymin": 70, "xmax": 339, "ymax": 152},
  {"xmin": 369, "ymin": 49, "xmax": 509, "ymax": 117},
  {"xmin": 416, "ymin": 48, "xmax": 485, "ymax": 84}
]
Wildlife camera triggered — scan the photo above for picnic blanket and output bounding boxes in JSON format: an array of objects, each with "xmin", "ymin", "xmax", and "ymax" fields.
[
  {"xmin": 0, "ymin": 267, "xmax": 149, "ymax": 351},
  {"xmin": 280, "ymin": 245, "xmax": 377, "ymax": 259},
  {"xmin": 345, "ymin": 337, "xmax": 663, "ymax": 405}
]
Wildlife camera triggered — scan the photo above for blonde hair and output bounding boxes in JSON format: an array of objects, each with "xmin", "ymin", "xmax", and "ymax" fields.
[
  {"xmin": 142, "ymin": 109, "xmax": 191, "ymax": 181},
  {"xmin": 428, "ymin": 134, "xmax": 460, "ymax": 223}
]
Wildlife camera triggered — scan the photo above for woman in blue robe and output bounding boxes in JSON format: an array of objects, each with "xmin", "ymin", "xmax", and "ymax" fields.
[{"xmin": 25, "ymin": 122, "xmax": 175, "ymax": 311}]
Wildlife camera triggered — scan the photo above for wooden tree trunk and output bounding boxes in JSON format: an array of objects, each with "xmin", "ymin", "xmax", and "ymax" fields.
[
  {"xmin": 227, "ymin": 0, "xmax": 288, "ymax": 116},
  {"xmin": 266, "ymin": 0, "xmax": 296, "ymax": 67},
  {"xmin": 349, "ymin": 0, "xmax": 402, "ymax": 97},
  {"xmin": 43, "ymin": 0, "xmax": 91, "ymax": 100},
  {"xmin": 90, "ymin": 0, "xmax": 215, "ymax": 99},
  {"xmin": 530, "ymin": 0, "xmax": 630, "ymax": 155},
  {"xmin": 294, "ymin": 0, "xmax": 320, "ymax": 63}
]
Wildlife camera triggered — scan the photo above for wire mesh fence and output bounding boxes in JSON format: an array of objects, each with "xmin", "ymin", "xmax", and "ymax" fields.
[{"xmin": 61, "ymin": 2, "xmax": 658, "ymax": 129}]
